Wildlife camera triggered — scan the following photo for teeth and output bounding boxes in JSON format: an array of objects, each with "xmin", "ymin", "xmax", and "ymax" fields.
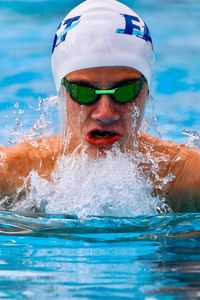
[{"xmin": 92, "ymin": 130, "xmax": 115, "ymax": 138}]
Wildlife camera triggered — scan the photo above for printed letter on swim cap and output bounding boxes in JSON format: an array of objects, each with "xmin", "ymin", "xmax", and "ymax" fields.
[
  {"xmin": 52, "ymin": 16, "xmax": 81, "ymax": 53},
  {"xmin": 116, "ymin": 14, "xmax": 152, "ymax": 45}
]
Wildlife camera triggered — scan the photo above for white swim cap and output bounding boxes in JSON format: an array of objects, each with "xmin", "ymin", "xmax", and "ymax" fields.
[{"xmin": 51, "ymin": 0, "xmax": 154, "ymax": 92}]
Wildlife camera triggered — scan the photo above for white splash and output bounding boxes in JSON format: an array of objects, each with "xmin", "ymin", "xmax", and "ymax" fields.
[
  {"xmin": 1, "ymin": 94, "xmax": 172, "ymax": 217},
  {"xmin": 13, "ymin": 149, "xmax": 164, "ymax": 218}
]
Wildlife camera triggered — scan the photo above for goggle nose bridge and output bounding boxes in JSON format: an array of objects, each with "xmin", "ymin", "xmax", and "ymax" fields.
[{"xmin": 95, "ymin": 89, "xmax": 116, "ymax": 95}]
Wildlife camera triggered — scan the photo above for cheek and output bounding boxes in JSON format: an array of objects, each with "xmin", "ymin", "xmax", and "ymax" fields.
[
  {"xmin": 136, "ymin": 99, "xmax": 146, "ymax": 118},
  {"xmin": 120, "ymin": 103, "xmax": 139, "ymax": 121},
  {"xmin": 67, "ymin": 99, "xmax": 91, "ymax": 133},
  {"xmin": 121, "ymin": 98, "xmax": 146, "ymax": 130},
  {"xmin": 67, "ymin": 99, "xmax": 81, "ymax": 131},
  {"xmin": 133, "ymin": 87, "xmax": 148, "ymax": 121}
]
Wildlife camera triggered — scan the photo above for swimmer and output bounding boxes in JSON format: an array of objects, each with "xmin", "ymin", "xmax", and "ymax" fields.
[{"xmin": 0, "ymin": 0, "xmax": 200, "ymax": 212}]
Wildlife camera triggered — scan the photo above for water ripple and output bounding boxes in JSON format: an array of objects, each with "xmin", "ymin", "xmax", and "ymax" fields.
[{"xmin": 0, "ymin": 211, "xmax": 200, "ymax": 242}]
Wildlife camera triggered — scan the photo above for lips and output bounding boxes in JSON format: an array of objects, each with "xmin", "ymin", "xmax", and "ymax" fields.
[{"xmin": 86, "ymin": 129, "xmax": 121, "ymax": 146}]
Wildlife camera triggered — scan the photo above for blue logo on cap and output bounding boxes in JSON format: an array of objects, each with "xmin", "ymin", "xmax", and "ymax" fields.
[
  {"xmin": 116, "ymin": 14, "xmax": 152, "ymax": 46},
  {"xmin": 52, "ymin": 16, "xmax": 81, "ymax": 53}
]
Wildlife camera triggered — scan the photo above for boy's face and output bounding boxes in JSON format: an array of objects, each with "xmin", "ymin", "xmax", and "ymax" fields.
[{"xmin": 64, "ymin": 66, "xmax": 148, "ymax": 154}]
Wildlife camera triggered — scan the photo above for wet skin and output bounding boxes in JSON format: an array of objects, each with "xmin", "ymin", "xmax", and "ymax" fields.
[
  {"xmin": 0, "ymin": 66, "xmax": 200, "ymax": 212},
  {"xmin": 64, "ymin": 67, "xmax": 148, "ymax": 155}
]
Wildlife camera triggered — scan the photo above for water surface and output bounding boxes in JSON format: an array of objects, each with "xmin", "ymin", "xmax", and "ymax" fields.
[{"xmin": 0, "ymin": 212, "xmax": 200, "ymax": 299}]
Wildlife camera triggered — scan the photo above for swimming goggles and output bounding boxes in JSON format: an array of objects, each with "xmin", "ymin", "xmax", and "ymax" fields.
[{"xmin": 61, "ymin": 76, "xmax": 146, "ymax": 105}]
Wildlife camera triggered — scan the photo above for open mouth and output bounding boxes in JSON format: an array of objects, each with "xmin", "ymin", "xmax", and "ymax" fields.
[{"xmin": 86, "ymin": 130, "xmax": 121, "ymax": 146}]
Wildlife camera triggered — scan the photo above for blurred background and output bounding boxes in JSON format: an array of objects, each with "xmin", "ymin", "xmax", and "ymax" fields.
[{"xmin": 0, "ymin": 0, "xmax": 200, "ymax": 144}]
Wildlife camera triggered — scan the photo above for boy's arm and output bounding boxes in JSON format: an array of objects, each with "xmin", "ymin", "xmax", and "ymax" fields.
[
  {"xmin": 0, "ymin": 137, "xmax": 59, "ymax": 196},
  {"xmin": 0, "ymin": 143, "xmax": 32, "ymax": 195},
  {"xmin": 140, "ymin": 133, "xmax": 200, "ymax": 212},
  {"xmin": 166, "ymin": 146, "xmax": 200, "ymax": 212}
]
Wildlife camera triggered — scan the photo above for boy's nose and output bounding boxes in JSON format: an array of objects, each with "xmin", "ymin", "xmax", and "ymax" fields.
[{"xmin": 91, "ymin": 95, "xmax": 120, "ymax": 125}]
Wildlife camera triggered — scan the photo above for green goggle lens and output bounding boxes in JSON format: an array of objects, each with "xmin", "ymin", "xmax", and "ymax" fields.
[
  {"xmin": 67, "ymin": 82, "xmax": 96, "ymax": 104},
  {"xmin": 61, "ymin": 76, "xmax": 145, "ymax": 105},
  {"xmin": 114, "ymin": 81, "xmax": 143, "ymax": 103}
]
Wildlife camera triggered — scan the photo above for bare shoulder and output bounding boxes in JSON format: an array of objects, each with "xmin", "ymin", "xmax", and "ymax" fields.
[
  {"xmin": 0, "ymin": 136, "xmax": 61, "ymax": 194},
  {"xmin": 140, "ymin": 132, "xmax": 200, "ymax": 170},
  {"xmin": 27, "ymin": 135, "xmax": 61, "ymax": 157},
  {"xmin": 138, "ymin": 132, "xmax": 183, "ymax": 155},
  {"xmin": 0, "ymin": 135, "xmax": 61, "ymax": 170},
  {"xmin": 139, "ymin": 132, "xmax": 200, "ymax": 211}
]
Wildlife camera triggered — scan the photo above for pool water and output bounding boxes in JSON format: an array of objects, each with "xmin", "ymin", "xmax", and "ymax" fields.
[
  {"xmin": 1, "ymin": 212, "xmax": 200, "ymax": 300},
  {"xmin": 0, "ymin": 0, "xmax": 200, "ymax": 299}
]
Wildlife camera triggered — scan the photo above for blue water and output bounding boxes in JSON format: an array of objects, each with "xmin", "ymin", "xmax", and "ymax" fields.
[
  {"xmin": 0, "ymin": 0, "xmax": 200, "ymax": 299},
  {"xmin": 1, "ymin": 213, "xmax": 200, "ymax": 299}
]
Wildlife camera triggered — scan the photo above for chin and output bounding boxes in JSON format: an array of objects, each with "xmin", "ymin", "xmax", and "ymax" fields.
[{"xmin": 84, "ymin": 141, "xmax": 117, "ymax": 157}]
